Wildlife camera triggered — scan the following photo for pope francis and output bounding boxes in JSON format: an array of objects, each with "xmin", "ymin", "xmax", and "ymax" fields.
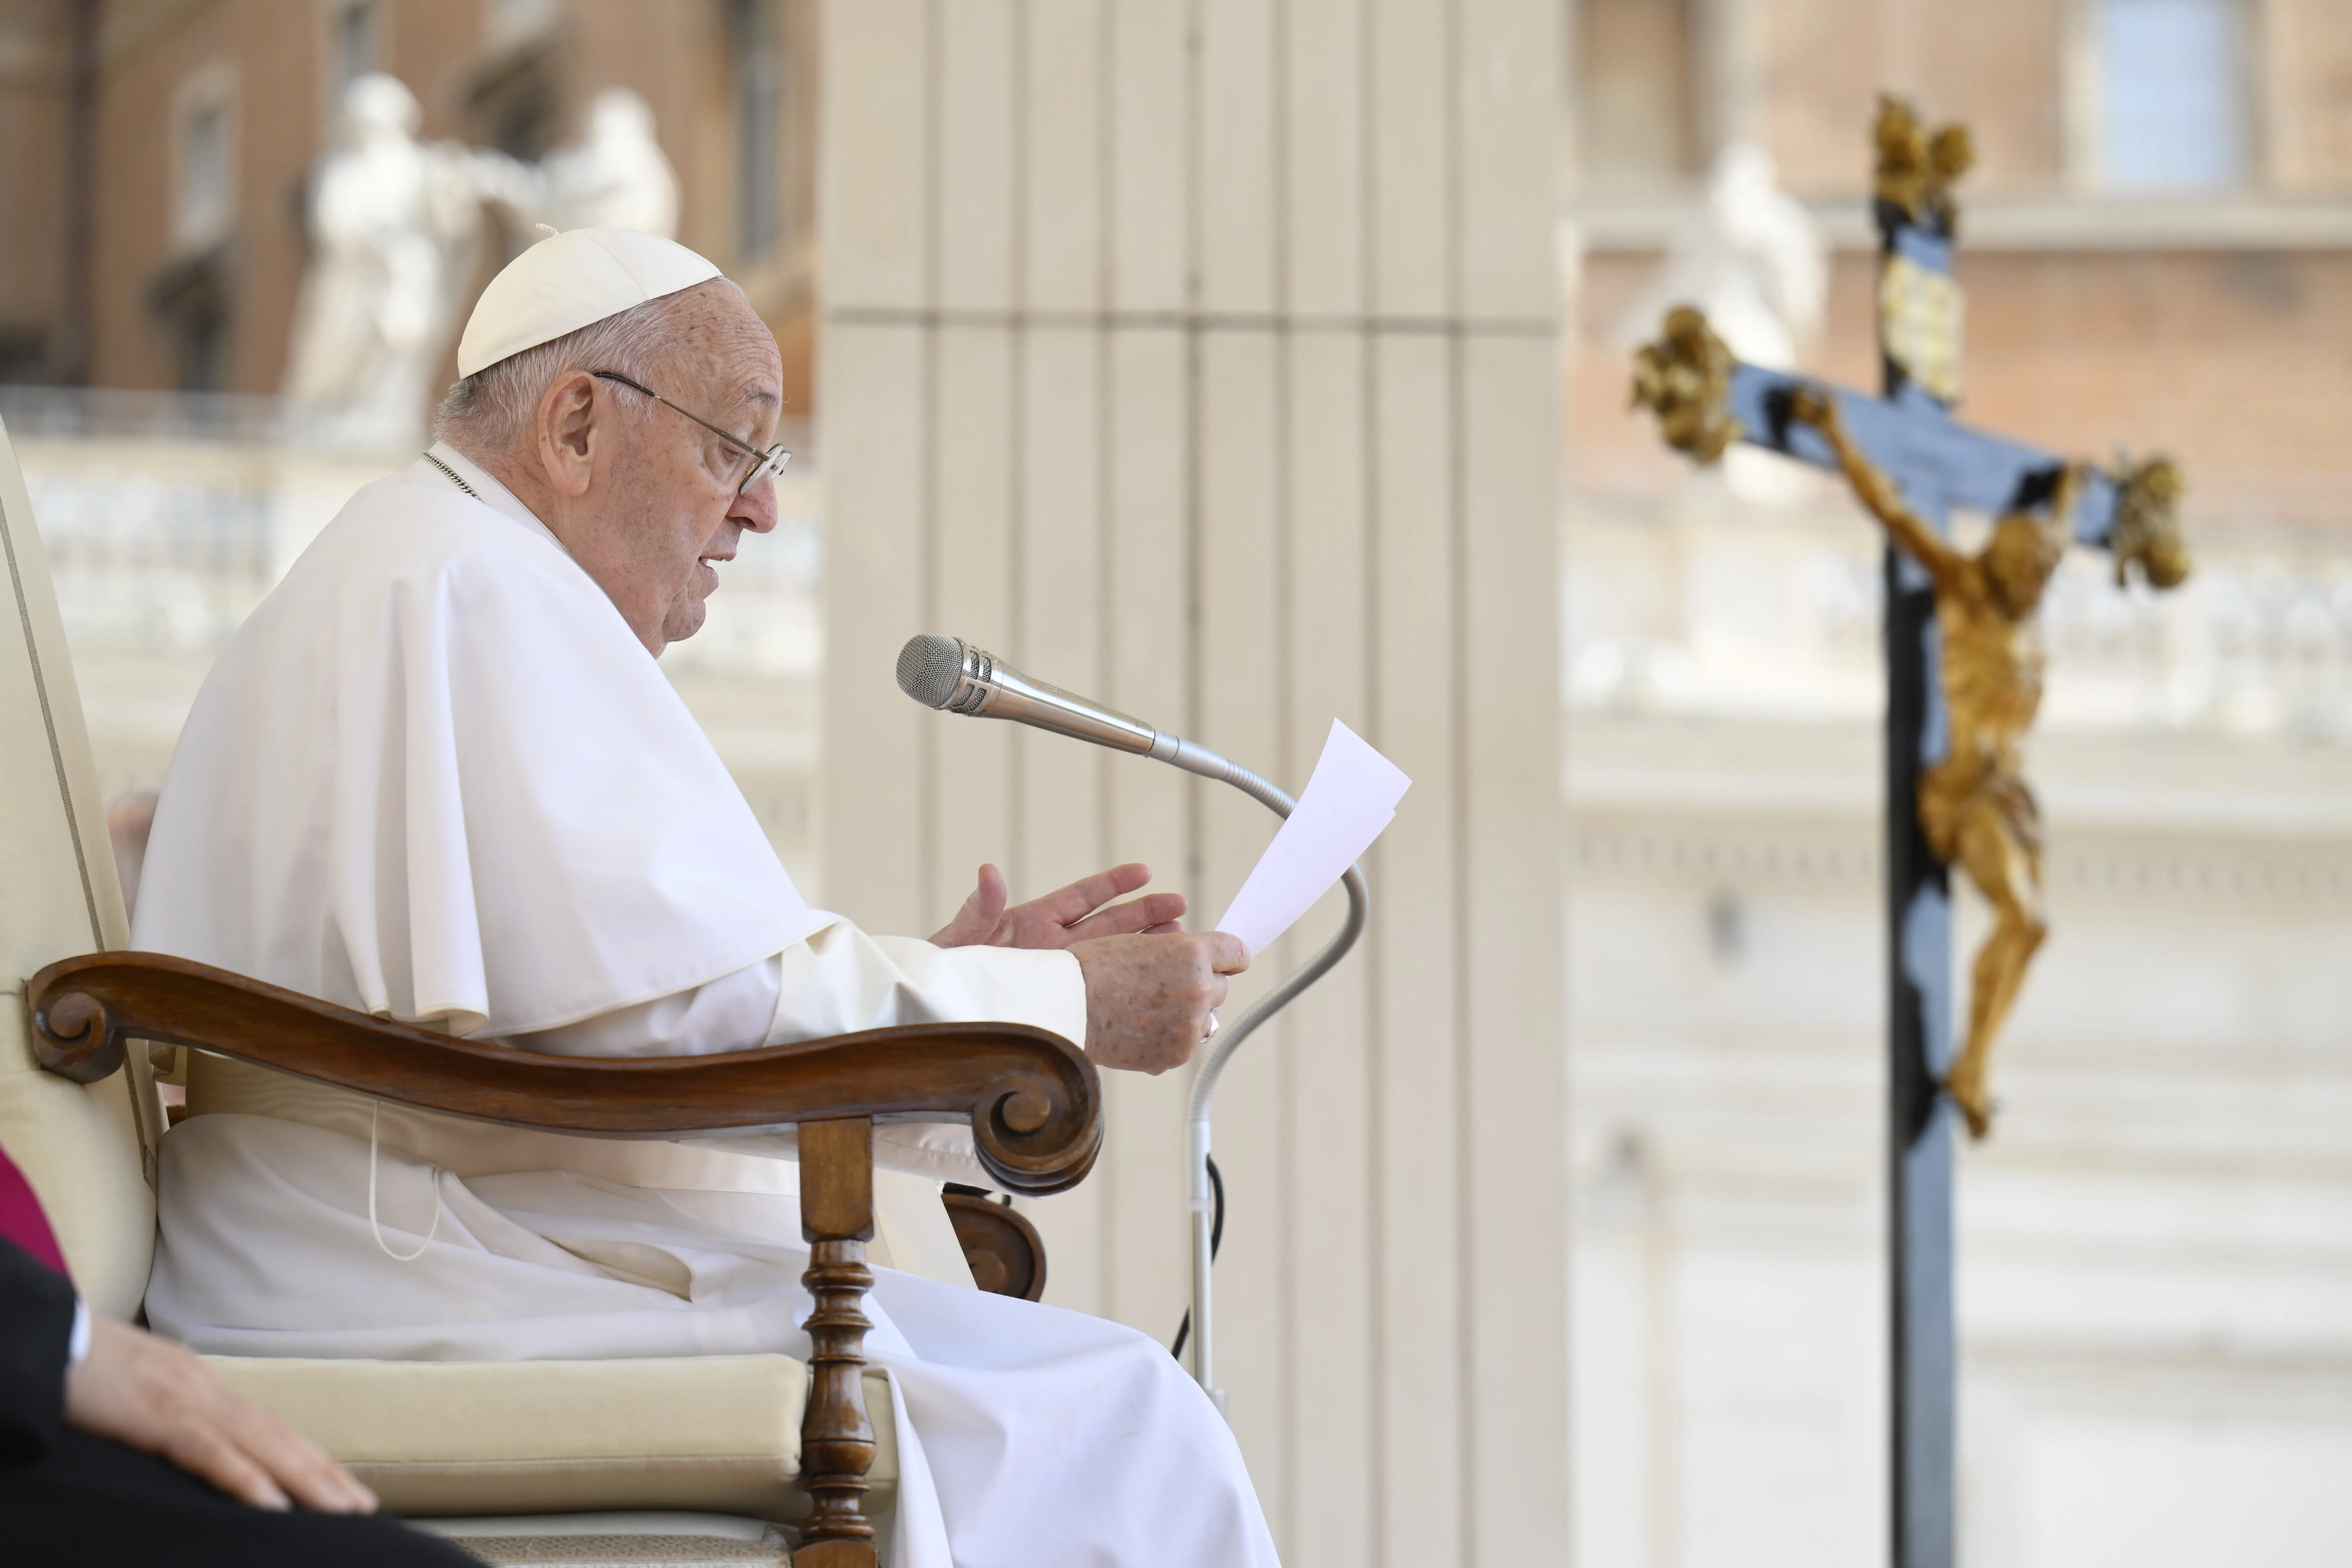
[{"xmin": 134, "ymin": 229, "xmax": 1276, "ymax": 1566}]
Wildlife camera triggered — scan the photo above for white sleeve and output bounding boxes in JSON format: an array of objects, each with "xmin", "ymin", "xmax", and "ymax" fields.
[
  {"xmin": 765, "ymin": 921, "xmax": 1089, "ymax": 1047},
  {"xmin": 511, "ymin": 919, "xmax": 1089, "ymax": 1203},
  {"xmin": 503, "ymin": 957, "xmax": 787, "ymax": 1058},
  {"xmin": 507, "ymin": 919, "xmax": 1087, "ymax": 1060}
]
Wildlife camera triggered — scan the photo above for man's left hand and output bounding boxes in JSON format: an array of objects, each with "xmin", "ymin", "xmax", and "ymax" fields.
[{"xmin": 931, "ymin": 863, "xmax": 1185, "ymax": 950}]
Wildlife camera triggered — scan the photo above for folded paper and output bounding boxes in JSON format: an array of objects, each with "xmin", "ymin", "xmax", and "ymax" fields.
[{"xmin": 1215, "ymin": 719, "xmax": 1410, "ymax": 957}]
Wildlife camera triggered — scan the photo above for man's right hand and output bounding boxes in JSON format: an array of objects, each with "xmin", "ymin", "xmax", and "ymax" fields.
[{"xmin": 1070, "ymin": 931, "xmax": 1249, "ymax": 1075}]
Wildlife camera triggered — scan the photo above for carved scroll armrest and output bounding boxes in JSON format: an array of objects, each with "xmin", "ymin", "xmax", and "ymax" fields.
[
  {"xmin": 943, "ymin": 1186, "xmax": 1048, "ymax": 1301},
  {"xmin": 28, "ymin": 951, "xmax": 1100, "ymax": 1197}
]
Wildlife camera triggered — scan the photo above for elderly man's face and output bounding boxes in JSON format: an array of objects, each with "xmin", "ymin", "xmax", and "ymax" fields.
[{"xmin": 572, "ymin": 284, "xmax": 783, "ymax": 653}]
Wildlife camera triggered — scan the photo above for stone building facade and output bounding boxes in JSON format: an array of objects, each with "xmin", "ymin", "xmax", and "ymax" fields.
[
  {"xmin": 0, "ymin": 0, "xmax": 819, "ymax": 413},
  {"xmin": 1561, "ymin": 4, "xmax": 2352, "ymax": 1565},
  {"xmin": 1569, "ymin": 0, "xmax": 2352, "ymax": 512},
  {"xmin": 3, "ymin": 2, "xmax": 2347, "ymax": 1563}
]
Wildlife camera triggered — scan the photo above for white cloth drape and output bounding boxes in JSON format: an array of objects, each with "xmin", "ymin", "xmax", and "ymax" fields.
[
  {"xmin": 132, "ymin": 446, "xmax": 1277, "ymax": 1567},
  {"xmin": 149, "ymin": 1114, "xmax": 1274, "ymax": 1568}
]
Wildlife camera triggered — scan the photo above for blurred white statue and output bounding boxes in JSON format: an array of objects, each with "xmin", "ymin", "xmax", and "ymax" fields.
[
  {"xmin": 1617, "ymin": 143, "xmax": 1828, "ymax": 369},
  {"xmin": 283, "ymin": 75, "xmax": 527, "ymax": 448},
  {"xmin": 538, "ymin": 89, "xmax": 679, "ymax": 237}
]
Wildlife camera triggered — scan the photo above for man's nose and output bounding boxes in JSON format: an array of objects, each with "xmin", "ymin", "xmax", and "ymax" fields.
[{"xmin": 729, "ymin": 475, "xmax": 779, "ymax": 535}]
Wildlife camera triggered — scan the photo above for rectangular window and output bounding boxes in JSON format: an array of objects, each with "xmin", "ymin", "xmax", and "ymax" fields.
[
  {"xmin": 176, "ymin": 97, "xmax": 232, "ymax": 251},
  {"xmin": 1576, "ymin": 0, "xmax": 1698, "ymax": 187},
  {"xmin": 333, "ymin": 0, "xmax": 377, "ymax": 91},
  {"xmin": 488, "ymin": 0, "xmax": 559, "ymax": 46},
  {"xmin": 2098, "ymin": 0, "xmax": 2246, "ymax": 190},
  {"xmin": 732, "ymin": 0, "xmax": 783, "ymax": 263}
]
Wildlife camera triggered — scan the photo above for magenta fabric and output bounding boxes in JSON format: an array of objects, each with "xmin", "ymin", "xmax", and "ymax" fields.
[{"xmin": 0, "ymin": 1143, "xmax": 67, "ymax": 1278}]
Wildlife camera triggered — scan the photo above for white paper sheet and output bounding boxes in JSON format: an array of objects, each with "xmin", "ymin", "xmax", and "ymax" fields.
[{"xmin": 1214, "ymin": 719, "xmax": 1410, "ymax": 957}]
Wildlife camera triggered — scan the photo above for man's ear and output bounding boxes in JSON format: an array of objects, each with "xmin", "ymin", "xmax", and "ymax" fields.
[{"xmin": 537, "ymin": 372, "xmax": 601, "ymax": 498}]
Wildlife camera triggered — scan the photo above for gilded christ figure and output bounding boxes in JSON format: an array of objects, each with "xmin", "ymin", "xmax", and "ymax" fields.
[{"xmin": 1787, "ymin": 387, "xmax": 2076, "ymax": 1140}]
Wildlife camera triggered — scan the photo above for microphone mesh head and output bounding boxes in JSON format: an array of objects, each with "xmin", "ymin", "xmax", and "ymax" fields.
[{"xmin": 896, "ymin": 634, "xmax": 965, "ymax": 708}]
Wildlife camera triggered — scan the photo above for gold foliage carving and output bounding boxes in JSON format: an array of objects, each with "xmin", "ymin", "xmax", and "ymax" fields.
[
  {"xmin": 2109, "ymin": 457, "xmax": 2191, "ymax": 589},
  {"xmin": 1630, "ymin": 306, "xmax": 1742, "ymax": 465},
  {"xmin": 1874, "ymin": 95, "xmax": 1974, "ymax": 232}
]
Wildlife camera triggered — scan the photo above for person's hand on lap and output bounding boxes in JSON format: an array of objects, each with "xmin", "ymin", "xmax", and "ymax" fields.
[{"xmin": 65, "ymin": 1316, "xmax": 378, "ymax": 1515}]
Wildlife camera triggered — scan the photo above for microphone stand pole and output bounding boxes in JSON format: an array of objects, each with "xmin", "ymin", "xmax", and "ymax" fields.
[
  {"xmin": 1155, "ymin": 747, "xmax": 1369, "ymax": 1414},
  {"xmin": 891, "ymin": 635, "xmax": 1370, "ymax": 1413}
]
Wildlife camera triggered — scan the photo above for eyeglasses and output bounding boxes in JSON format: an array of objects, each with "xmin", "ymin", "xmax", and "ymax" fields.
[{"xmin": 590, "ymin": 371, "xmax": 793, "ymax": 496}]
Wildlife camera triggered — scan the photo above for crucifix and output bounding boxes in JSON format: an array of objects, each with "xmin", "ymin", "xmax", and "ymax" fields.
[{"xmin": 1630, "ymin": 98, "xmax": 2189, "ymax": 1568}]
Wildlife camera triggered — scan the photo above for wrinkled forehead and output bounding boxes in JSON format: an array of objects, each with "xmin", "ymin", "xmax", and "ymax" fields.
[{"xmin": 650, "ymin": 289, "xmax": 784, "ymax": 426}]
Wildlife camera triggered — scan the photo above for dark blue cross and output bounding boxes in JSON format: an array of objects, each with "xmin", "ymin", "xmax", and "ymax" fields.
[{"xmin": 1643, "ymin": 157, "xmax": 2155, "ymax": 1568}]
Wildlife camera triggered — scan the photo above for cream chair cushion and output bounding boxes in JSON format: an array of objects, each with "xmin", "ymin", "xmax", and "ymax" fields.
[
  {"xmin": 206, "ymin": 1355, "xmax": 897, "ymax": 1521},
  {"xmin": 0, "ymin": 413, "xmax": 163, "ymax": 1320}
]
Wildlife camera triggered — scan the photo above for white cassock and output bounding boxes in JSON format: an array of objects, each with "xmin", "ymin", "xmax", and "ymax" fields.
[{"xmin": 136, "ymin": 444, "xmax": 1278, "ymax": 1568}]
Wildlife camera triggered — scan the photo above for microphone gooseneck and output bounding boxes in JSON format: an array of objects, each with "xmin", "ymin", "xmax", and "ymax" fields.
[{"xmin": 895, "ymin": 633, "xmax": 1371, "ymax": 1410}]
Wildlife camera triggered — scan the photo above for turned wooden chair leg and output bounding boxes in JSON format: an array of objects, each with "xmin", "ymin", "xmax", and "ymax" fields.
[{"xmin": 796, "ymin": 1116, "xmax": 878, "ymax": 1568}]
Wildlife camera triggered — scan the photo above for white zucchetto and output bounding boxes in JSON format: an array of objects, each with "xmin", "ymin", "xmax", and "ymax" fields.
[{"xmin": 455, "ymin": 226, "xmax": 721, "ymax": 378}]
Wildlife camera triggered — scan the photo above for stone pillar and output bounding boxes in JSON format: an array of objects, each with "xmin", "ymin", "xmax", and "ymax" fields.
[{"xmin": 818, "ymin": 2, "xmax": 1565, "ymax": 1558}]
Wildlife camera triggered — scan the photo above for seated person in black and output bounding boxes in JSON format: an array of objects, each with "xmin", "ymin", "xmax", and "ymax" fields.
[{"xmin": 1, "ymin": 1230, "xmax": 472, "ymax": 1566}]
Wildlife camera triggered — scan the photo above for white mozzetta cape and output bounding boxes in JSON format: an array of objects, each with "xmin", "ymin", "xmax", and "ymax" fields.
[{"xmin": 138, "ymin": 452, "xmax": 828, "ymax": 1037}]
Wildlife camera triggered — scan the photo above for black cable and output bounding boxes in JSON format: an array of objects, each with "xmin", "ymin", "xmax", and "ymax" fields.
[{"xmin": 1167, "ymin": 1153, "xmax": 1224, "ymax": 1361}]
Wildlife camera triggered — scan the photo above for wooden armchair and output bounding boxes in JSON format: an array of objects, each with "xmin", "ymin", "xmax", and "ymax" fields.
[
  {"xmin": 0, "ymin": 413, "xmax": 1089, "ymax": 1565},
  {"xmin": 29, "ymin": 952, "xmax": 1098, "ymax": 1564}
]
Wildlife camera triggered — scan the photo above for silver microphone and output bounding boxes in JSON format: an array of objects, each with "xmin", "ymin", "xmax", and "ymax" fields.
[
  {"xmin": 895, "ymin": 629, "xmax": 1371, "ymax": 1401},
  {"xmin": 895, "ymin": 634, "xmax": 1232, "ymax": 779}
]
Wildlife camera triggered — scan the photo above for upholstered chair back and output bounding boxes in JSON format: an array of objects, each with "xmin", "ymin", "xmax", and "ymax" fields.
[{"xmin": 0, "ymin": 413, "xmax": 164, "ymax": 1318}]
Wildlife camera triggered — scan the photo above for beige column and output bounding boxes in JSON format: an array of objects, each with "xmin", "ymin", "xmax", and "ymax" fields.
[{"xmin": 818, "ymin": 2, "xmax": 1566, "ymax": 1558}]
